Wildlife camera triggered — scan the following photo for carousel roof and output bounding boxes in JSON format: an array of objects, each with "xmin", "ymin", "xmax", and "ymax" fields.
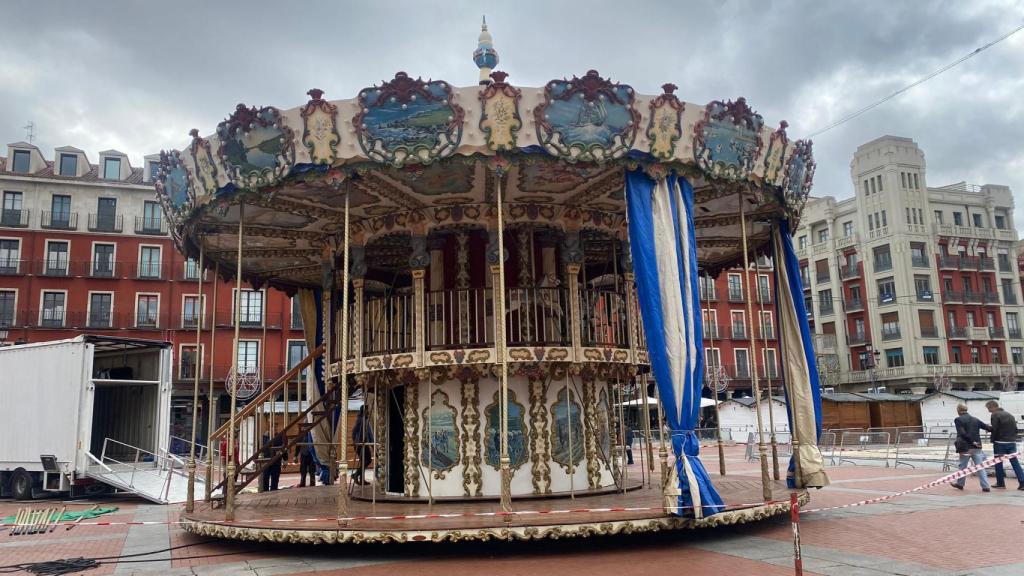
[{"xmin": 154, "ymin": 43, "xmax": 814, "ymax": 290}]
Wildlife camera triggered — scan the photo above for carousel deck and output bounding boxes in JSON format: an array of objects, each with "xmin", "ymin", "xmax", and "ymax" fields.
[{"xmin": 182, "ymin": 474, "xmax": 804, "ymax": 544}]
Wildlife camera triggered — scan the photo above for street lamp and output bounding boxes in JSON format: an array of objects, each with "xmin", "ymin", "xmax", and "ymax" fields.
[{"xmin": 866, "ymin": 344, "xmax": 881, "ymax": 393}]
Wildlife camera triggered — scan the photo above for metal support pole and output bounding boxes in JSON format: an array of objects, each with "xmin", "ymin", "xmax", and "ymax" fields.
[
  {"xmin": 493, "ymin": 172, "xmax": 512, "ymax": 515},
  {"xmin": 204, "ymin": 262, "xmax": 219, "ymax": 503},
  {"xmin": 756, "ymin": 257, "xmax": 780, "ymax": 480},
  {"xmin": 225, "ymin": 202, "xmax": 244, "ymax": 521},
  {"xmin": 704, "ymin": 279, "xmax": 726, "ymax": 476},
  {"xmin": 337, "ymin": 185, "xmax": 352, "ymax": 523},
  {"xmin": 740, "ymin": 194, "xmax": 772, "ymax": 503},
  {"xmin": 639, "ymin": 375, "xmax": 654, "ymax": 484},
  {"xmin": 186, "ymin": 244, "xmax": 203, "ymax": 513}
]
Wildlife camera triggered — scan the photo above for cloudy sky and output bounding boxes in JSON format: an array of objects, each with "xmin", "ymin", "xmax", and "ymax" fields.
[{"xmin": 2, "ymin": 0, "xmax": 1022, "ymax": 224}]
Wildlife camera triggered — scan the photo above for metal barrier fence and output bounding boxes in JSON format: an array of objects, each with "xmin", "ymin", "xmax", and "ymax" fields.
[
  {"xmin": 893, "ymin": 431, "xmax": 956, "ymax": 471},
  {"xmin": 835, "ymin": 431, "xmax": 892, "ymax": 467}
]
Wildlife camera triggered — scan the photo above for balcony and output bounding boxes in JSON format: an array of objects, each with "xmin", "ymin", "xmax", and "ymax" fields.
[
  {"xmin": 1010, "ymin": 328, "xmax": 1023, "ymax": 339},
  {"xmin": 982, "ymin": 292, "xmax": 1000, "ymax": 304},
  {"xmin": 1004, "ymin": 292, "xmax": 1019, "ymax": 305},
  {"xmin": 980, "ymin": 257, "xmax": 995, "ymax": 271},
  {"xmin": 881, "ymin": 328, "xmax": 901, "ymax": 341},
  {"xmin": 758, "ymin": 325, "xmax": 776, "ymax": 340},
  {"xmin": 963, "ymin": 291, "xmax": 982, "ymax": 304},
  {"xmin": 730, "ymin": 324, "xmax": 748, "ymax": 340},
  {"xmin": 87, "ymin": 213, "xmax": 123, "ymax": 233},
  {"xmin": 873, "ymin": 258, "xmax": 893, "ymax": 273},
  {"xmin": 848, "ymin": 333, "xmax": 867, "ymax": 346},
  {"xmin": 811, "ymin": 241, "xmax": 830, "ymax": 255},
  {"xmin": 0, "ymin": 209, "xmax": 30, "ymax": 228},
  {"xmin": 840, "ymin": 265, "xmax": 859, "ymax": 280},
  {"xmin": 86, "ymin": 312, "xmax": 113, "ymax": 329},
  {"xmin": 878, "ymin": 292, "xmax": 897, "ymax": 306},
  {"xmin": 178, "ymin": 312, "xmax": 209, "ymax": 330},
  {"xmin": 757, "ymin": 289, "xmax": 772, "ymax": 304},
  {"xmin": 989, "ymin": 326, "xmax": 1006, "ymax": 339},
  {"xmin": 36, "ymin": 259, "xmax": 71, "ymax": 277},
  {"xmin": 816, "ymin": 272, "xmax": 830, "ymax": 284},
  {"xmin": 41, "ymin": 211, "xmax": 78, "ymax": 230},
  {"xmin": 89, "ymin": 260, "xmax": 117, "ymax": 278},
  {"xmin": 920, "ymin": 326, "xmax": 939, "ymax": 338},
  {"xmin": 0, "ymin": 258, "xmax": 26, "ymax": 276},
  {"xmin": 948, "ymin": 326, "xmax": 968, "ymax": 339},
  {"xmin": 969, "ymin": 327, "xmax": 989, "ymax": 341},
  {"xmin": 959, "ymin": 256, "xmax": 980, "ymax": 271},
  {"xmin": 127, "ymin": 261, "xmax": 167, "ymax": 280},
  {"xmin": 813, "ymin": 333, "xmax": 837, "ymax": 353},
  {"xmin": 727, "ymin": 290, "xmax": 745, "ymax": 303},
  {"xmin": 819, "ymin": 302, "xmax": 834, "ymax": 316},
  {"xmin": 699, "ymin": 288, "xmax": 718, "ymax": 302},
  {"xmin": 938, "ymin": 255, "xmax": 959, "ymax": 270},
  {"xmin": 135, "ymin": 216, "xmax": 168, "ymax": 235},
  {"xmin": 580, "ymin": 289, "xmax": 628, "ymax": 348},
  {"xmin": 844, "ymin": 297, "xmax": 864, "ymax": 312},
  {"xmin": 213, "ymin": 310, "xmax": 284, "ymax": 330},
  {"xmin": 916, "ymin": 290, "xmax": 934, "ymax": 303},
  {"xmin": 911, "ymin": 256, "xmax": 929, "ymax": 268},
  {"xmin": 834, "ymin": 234, "xmax": 857, "ymax": 249},
  {"xmin": 936, "ymin": 224, "xmax": 997, "ymax": 240},
  {"xmin": 38, "ymin": 309, "xmax": 65, "ymax": 328},
  {"xmin": 703, "ymin": 324, "xmax": 723, "ymax": 340}
]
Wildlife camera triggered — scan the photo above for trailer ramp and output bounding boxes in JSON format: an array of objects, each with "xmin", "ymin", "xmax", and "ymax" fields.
[{"xmin": 86, "ymin": 439, "xmax": 205, "ymax": 504}]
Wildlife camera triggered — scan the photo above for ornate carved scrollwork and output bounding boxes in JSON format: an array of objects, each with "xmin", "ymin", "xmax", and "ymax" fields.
[
  {"xmin": 582, "ymin": 377, "xmax": 601, "ymax": 489},
  {"xmin": 403, "ymin": 383, "xmax": 420, "ymax": 497},
  {"xmin": 528, "ymin": 376, "xmax": 552, "ymax": 494},
  {"xmin": 459, "ymin": 376, "xmax": 483, "ymax": 497}
]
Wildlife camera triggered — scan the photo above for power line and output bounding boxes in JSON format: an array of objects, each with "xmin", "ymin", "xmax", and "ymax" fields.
[{"xmin": 807, "ymin": 21, "xmax": 1024, "ymax": 138}]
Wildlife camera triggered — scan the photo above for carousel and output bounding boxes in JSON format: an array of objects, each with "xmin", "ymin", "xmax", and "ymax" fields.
[{"xmin": 157, "ymin": 21, "xmax": 830, "ymax": 543}]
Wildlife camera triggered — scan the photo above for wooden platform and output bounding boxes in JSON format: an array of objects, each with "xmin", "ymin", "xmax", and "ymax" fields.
[{"xmin": 182, "ymin": 474, "xmax": 805, "ymax": 544}]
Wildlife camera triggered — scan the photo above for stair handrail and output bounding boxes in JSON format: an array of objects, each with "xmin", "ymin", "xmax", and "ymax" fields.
[
  {"xmin": 210, "ymin": 379, "xmax": 342, "ymax": 495},
  {"xmin": 209, "ymin": 344, "xmax": 324, "ymax": 442}
]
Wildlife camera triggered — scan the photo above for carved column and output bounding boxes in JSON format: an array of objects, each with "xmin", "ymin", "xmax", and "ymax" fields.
[
  {"xmin": 455, "ymin": 231, "xmax": 472, "ymax": 343},
  {"xmin": 428, "ymin": 237, "xmax": 445, "ymax": 349},
  {"xmin": 487, "ymin": 229, "xmax": 508, "ymax": 350},
  {"xmin": 563, "ymin": 229, "xmax": 584, "ymax": 361},
  {"xmin": 410, "ymin": 234, "xmax": 430, "ymax": 368},
  {"xmin": 582, "ymin": 374, "xmax": 600, "ymax": 489},
  {"xmin": 528, "ymin": 373, "xmax": 551, "ymax": 494},
  {"xmin": 458, "ymin": 370, "xmax": 483, "ymax": 496},
  {"xmin": 403, "ymin": 375, "xmax": 420, "ymax": 497},
  {"xmin": 517, "ymin": 228, "xmax": 533, "ymax": 340},
  {"xmin": 351, "ymin": 244, "xmax": 367, "ymax": 365}
]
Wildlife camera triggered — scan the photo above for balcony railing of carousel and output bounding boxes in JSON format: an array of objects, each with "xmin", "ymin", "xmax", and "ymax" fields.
[
  {"xmin": 514, "ymin": 286, "xmax": 572, "ymax": 347},
  {"xmin": 580, "ymin": 288, "xmax": 628, "ymax": 348},
  {"xmin": 425, "ymin": 288, "xmax": 492, "ymax": 350},
  {"xmin": 364, "ymin": 291, "xmax": 416, "ymax": 354}
]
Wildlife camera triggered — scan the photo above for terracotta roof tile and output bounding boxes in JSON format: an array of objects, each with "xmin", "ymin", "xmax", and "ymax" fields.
[{"xmin": 0, "ymin": 156, "xmax": 149, "ymax": 186}]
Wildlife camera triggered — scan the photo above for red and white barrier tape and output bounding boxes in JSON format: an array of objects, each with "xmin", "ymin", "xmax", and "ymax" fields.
[
  {"xmin": 4, "ymin": 453, "xmax": 1014, "ymax": 528},
  {"xmin": 802, "ymin": 451, "xmax": 1019, "ymax": 514}
]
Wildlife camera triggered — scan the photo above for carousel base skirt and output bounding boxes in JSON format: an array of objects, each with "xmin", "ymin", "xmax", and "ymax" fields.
[
  {"xmin": 182, "ymin": 476, "xmax": 805, "ymax": 544},
  {"xmin": 349, "ymin": 480, "xmax": 645, "ymax": 503}
]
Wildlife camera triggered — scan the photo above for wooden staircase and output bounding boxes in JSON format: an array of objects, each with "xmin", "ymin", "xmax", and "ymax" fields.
[{"xmin": 208, "ymin": 344, "xmax": 336, "ymax": 497}]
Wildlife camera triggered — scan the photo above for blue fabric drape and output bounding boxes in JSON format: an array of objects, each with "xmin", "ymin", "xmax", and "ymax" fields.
[{"xmin": 625, "ymin": 168, "xmax": 724, "ymax": 517}]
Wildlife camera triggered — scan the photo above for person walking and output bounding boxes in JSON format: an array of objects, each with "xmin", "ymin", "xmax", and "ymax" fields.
[
  {"xmin": 952, "ymin": 404, "xmax": 992, "ymax": 492},
  {"xmin": 351, "ymin": 405, "xmax": 373, "ymax": 486},
  {"xmin": 260, "ymin": 432, "xmax": 284, "ymax": 491},
  {"xmin": 985, "ymin": 400, "xmax": 1024, "ymax": 490},
  {"xmin": 624, "ymin": 426, "xmax": 635, "ymax": 465},
  {"xmin": 295, "ymin": 435, "xmax": 316, "ymax": 488}
]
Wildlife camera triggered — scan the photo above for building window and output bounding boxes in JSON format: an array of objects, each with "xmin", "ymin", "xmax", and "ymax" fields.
[
  {"xmin": 184, "ymin": 258, "xmax": 200, "ymax": 281},
  {"xmin": 760, "ymin": 311, "xmax": 774, "ymax": 338},
  {"xmin": 1007, "ymin": 313, "xmax": 1020, "ymax": 338},
  {"xmin": 952, "ymin": 346, "xmax": 962, "ymax": 363},
  {"xmin": 910, "ymin": 242, "xmax": 927, "ymax": 267},
  {"xmin": 46, "ymin": 194, "xmax": 72, "ymax": 230},
  {"xmin": 953, "ymin": 212, "xmax": 963, "ymax": 226},
  {"xmin": 913, "ymin": 275, "xmax": 932, "ymax": 300},
  {"xmin": 880, "ymin": 210, "xmax": 887, "ymax": 227},
  {"xmin": 11, "ymin": 150, "xmax": 30, "ymax": 173},
  {"xmin": 730, "ymin": 310, "xmax": 746, "ymax": 339},
  {"xmin": 757, "ymin": 274, "xmax": 770, "ymax": 302},
  {"xmin": 818, "ymin": 289, "xmax": 833, "ymax": 315},
  {"xmin": 41, "ymin": 291, "xmax": 65, "ymax": 327},
  {"xmin": 881, "ymin": 312, "xmax": 900, "ymax": 340},
  {"xmin": 913, "ymin": 173, "xmax": 919, "ymax": 189},
  {"xmin": 923, "ymin": 346, "xmax": 939, "ymax": 365},
  {"xmin": 863, "ymin": 180, "xmax": 869, "ymax": 196},
  {"xmin": 876, "ymin": 175, "xmax": 883, "ymax": 192},
  {"xmin": 873, "ymin": 245, "xmax": 892, "ymax": 272},
  {"xmin": 1002, "ymin": 279, "xmax": 1017, "ymax": 305},
  {"xmin": 727, "ymin": 274, "xmax": 743, "ymax": 301},
  {"xmin": 853, "ymin": 318, "xmax": 866, "ymax": 341},
  {"xmin": 2, "ymin": 191, "xmax": 24, "ymax": 226},
  {"xmin": 877, "ymin": 277, "xmax": 896, "ymax": 305},
  {"xmin": 763, "ymin": 348, "xmax": 778, "ymax": 378},
  {"xmin": 45, "ymin": 241, "xmax": 69, "ymax": 275},
  {"xmin": 136, "ymin": 294, "xmax": 159, "ymax": 328},
  {"xmin": 139, "ymin": 246, "xmax": 161, "ymax": 278},
  {"xmin": 970, "ymin": 346, "xmax": 981, "ymax": 364},
  {"xmin": 919, "ymin": 309, "xmax": 936, "ymax": 337},
  {"xmin": 870, "ymin": 178, "xmax": 876, "ymax": 194},
  {"xmin": 183, "ymin": 295, "xmax": 203, "ymax": 328},
  {"xmin": 995, "ymin": 214, "xmax": 1006, "ymax": 230},
  {"xmin": 141, "ymin": 201, "xmax": 162, "ymax": 233},
  {"xmin": 92, "ymin": 243, "xmax": 115, "ymax": 277},
  {"xmin": 885, "ymin": 348, "xmax": 904, "ymax": 368},
  {"xmin": 934, "ymin": 211, "xmax": 943, "ymax": 224},
  {"xmin": 88, "ymin": 293, "xmax": 113, "ymax": 328},
  {"xmin": 180, "ymin": 345, "xmax": 200, "ymax": 380},
  {"xmin": 842, "ymin": 221, "xmax": 853, "ymax": 237},
  {"xmin": 291, "ymin": 296, "xmax": 304, "ymax": 330},
  {"xmin": 817, "ymin": 228, "xmax": 829, "ymax": 243},
  {"xmin": 95, "ymin": 197, "xmax": 118, "ymax": 231},
  {"xmin": 901, "ymin": 173, "xmax": 907, "ymax": 188},
  {"xmin": 103, "ymin": 157, "xmax": 121, "ymax": 180},
  {"xmin": 798, "ymin": 236, "xmax": 807, "ymax": 250},
  {"xmin": 236, "ymin": 289, "xmax": 264, "ymax": 326},
  {"xmin": 0, "ymin": 239, "xmax": 19, "ymax": 274},
  {"xmin": 58, "ymin": 153, "xmax": 77, "ymax": 176},
  {"xmin": 815, "ymin": 259, "xmax": 829, "ymax": 283},
  {"xmin": 734, "ymin": 349, "xmax": 750, "ymax": 378},
  {"xmin": 149, "ymin": 161, "xmax": 160, "ymax": 182},
  {"xmin": 972, "ymin": 213, "xmax": 983, "ymax": 228},
  {"xmin": 992, "ymin": 347, "xmax": 1001, "ymax": 364},
  {"xmin": 237, "ymin": 341, "xmax": 260, "ymax": 374},
  {"xmin": 1012, "ymin": 347, "xmax": 1023, "ymax": 365},
  {"xmin": 997, "ymin": 251, "xmax": 1011, "ymax": 272},
  {"xmin": 287, "ymin": 340, "xmax": 309, "ymax": 380},
  {"xmin": 0, "ymin": 290, "xmax": 15, "ymax": 327}
]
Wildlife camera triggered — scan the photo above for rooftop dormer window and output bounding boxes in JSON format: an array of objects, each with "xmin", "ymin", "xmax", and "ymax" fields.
[
  {"xmin": 103, "ymin": 157, "xmax": 121, "ymax": 180},
  {"xmin": 11, "ymin": 150, "xmax": 30, "ymax": 173},
  {"xmin": 59, "ymin": 153, "xmax": 78, "ymax": 176}
]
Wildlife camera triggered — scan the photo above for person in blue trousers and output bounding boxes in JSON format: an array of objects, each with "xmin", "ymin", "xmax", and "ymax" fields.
[
  {"xmin": 952, "ymin": 404, "xmax": 991, "ymax": 492},
  {"xmin": 985, "ymin": 400, "xmax": 1024, "ymax": 490}
]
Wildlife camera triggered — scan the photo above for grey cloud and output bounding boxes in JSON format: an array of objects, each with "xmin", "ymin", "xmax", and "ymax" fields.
[{"xmin": 1, "ymin": 0, "xmax": 1022, "ymax": 226}]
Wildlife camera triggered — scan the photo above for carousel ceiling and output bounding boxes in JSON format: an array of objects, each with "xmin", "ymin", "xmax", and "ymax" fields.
[{"xmin": 155, "ymin": 71, "xmax": 814, "ymax": 289}]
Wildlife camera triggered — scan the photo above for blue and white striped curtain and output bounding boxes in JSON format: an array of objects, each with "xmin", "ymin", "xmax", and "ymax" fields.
[
  {"xmin": 625, "ymin": 168, "xmax": 724, "ymax": 518},
  {"xmin": 772, "ymin": 221, "xmax": 830, "ymax": 488},
  {"xmin": 297, "ymin": 287, "xmax": 331, "ymax": 472}
]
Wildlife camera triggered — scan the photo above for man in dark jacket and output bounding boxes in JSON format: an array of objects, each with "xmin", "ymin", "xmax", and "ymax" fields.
[
  {"xmin": 952, "ymin": 404, "xmax": 991, "ymax": 492},
  {"xmin": 295, "ymin": 436, "xmax": 316, "ymax": 488},
  {"xmin": 352, "ymin": 406, "xmax": 373, "ymax": 485},
  {"xmin": 986, "ymin": 400, "xmax": 1024, "ymax": 490},
  {"xmin": 259, "ymin": 432, "xmax": 284, "ymax": 491}
]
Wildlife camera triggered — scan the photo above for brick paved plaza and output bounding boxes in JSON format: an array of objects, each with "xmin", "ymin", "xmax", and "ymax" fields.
[{"xmin": 1, "ymin": 445, "xmax": 1021, "ymax": 575}]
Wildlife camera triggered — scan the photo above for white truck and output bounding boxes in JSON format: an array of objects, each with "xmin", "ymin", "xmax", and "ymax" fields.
[{"xmin": 0, "ymin": 335, "xmax": 198, "ymax": 503}]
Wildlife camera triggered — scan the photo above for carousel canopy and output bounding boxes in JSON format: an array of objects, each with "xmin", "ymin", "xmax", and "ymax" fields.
[{"xmin": 154, "ymin": 69, "xmax": 814, "ymax": 290}]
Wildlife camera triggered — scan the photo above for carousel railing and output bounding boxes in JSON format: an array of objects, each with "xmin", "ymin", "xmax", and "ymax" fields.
[
  {"xmin": 364, "ymin": 293, "xmax": 415, "ymax": 354},
  {"xmin": 580, "ymin": 289, "xmax": 629, "ymax": 348},
  {"xmin": 507, "ymin": 286, "xmax": 570, "ymax": 346},
  {"xmin": 426, "ymin": 288, "xmax": 492, "ymax": 349}
]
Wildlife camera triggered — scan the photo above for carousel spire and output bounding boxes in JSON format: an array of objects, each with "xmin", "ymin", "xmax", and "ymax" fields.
[{"xmin": 473, "ymin": 16, "xmax": 499, "ymax": 85}]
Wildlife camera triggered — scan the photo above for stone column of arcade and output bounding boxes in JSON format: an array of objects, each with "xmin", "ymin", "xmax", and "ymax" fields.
[
  {"xmin": 225, "ymin": 203, "xmax": 245, "ymax": 521},
  {"xmin": 186, "ymin": 243, "xmax": 204, "ymax": 513},
  {"xmin": 739, "ymin": 194, "xmax": 773, "ymax": 503}
]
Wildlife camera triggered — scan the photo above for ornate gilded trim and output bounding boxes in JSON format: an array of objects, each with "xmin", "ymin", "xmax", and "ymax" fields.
[
  {"xmin": 528, "ymin": 376, "xmax": 552, "ymax": 494},
  {"xmin": 421, "ymin": 389, "xmax": 459, "ymax": 479},
  {"xmin": 484, "ymin": 390, "xmax": 528, "ymax": 471},
  {"xmin": 693, "ymin": 97, "xmax": 764, "ymax": 182},
  {"xmin": 216, "ymin": 104, "xmax": 296, "ymax": 189},
  {"xmin": 582, "ymin": 378, "xmax": 600, "ymax": 489},
  {"xmin": 479, "ymin": 71, "xmax": 523, "ymax": 152},
  {"xmin": 549, "ymin": 386, "xmax": 584, "ymax": 472},
  {"xmin": 460, "ymin": 377, "xmax": 482, "ymax": 496},
  {"xmin": 403, "ymin": 383, "xmax": 420, "ymax": 497},
  {"xmin": 300, "ymin": 88, "xmax": 341, "ymax": 165},
  {"xmin": 646, "ymin": 83, "xmax": 684, "ymax": 160}
]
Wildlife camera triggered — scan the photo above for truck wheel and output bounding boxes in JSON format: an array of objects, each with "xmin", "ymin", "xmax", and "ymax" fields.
[{"xmin": 10, "ymin": 469, "xmax": 33, "ymax": 500}]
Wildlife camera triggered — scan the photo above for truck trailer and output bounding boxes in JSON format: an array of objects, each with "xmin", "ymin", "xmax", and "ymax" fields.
[{"xmin": 0, "ymin": 335, "xmax": 199, "ymax": 503}]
